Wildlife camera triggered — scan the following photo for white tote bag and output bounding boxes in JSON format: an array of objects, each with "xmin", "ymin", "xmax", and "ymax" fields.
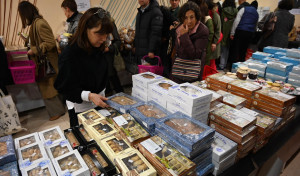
[{"xmin": 0, "ymin": 89, "xmax": 25, "ymax": 137}]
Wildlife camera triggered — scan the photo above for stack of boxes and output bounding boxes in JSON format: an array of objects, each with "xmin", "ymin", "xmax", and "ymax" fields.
[
  {"xmin": 211, "ymin": 132, "xmax": 237, "ymax": 176},
  {"xmin": 209, "ymin": 103, "xmax": 257, "ymax": 160},
  {"xmin": 265, "ymin": 61, "xmax": 293, "ymax": 82},
  {"xmin": 206, "ymin": 73, "xmax": 237, "ymax": 92},
  {"xmin": 252, "ymin": 51, "xmax": 273, "ymax": 61},
  {"xmin": 167, "ymin": 83, "xmax": 213, "ymax": 124},
  {"xmin": 288, "ymin": 65, "xmax": 300, "ymax": 87},
  {"xmin": 286, "ymin": 48, "xmax": 300, "ymax": 59},
  {"xmin": 247, "ymin": 61, "xmax": 267, "ymax": 78},
  {"xmin": 263, "ymin": 46, "xmax": 286, "ymax": 54},
  {"xmin": 0, "ymin": 135, "xmax": 18, "ymax": 176},
  {"xmin": 216, "ymin": 90, "xmax": 247, "ymax": 109}
]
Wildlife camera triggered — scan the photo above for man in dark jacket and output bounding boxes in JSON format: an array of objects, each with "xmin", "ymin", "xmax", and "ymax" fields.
[
  {"xmin": 61, "ymin": 0, "xmax": 83, "ymax": 34},
  {"xmin": 170, "ymin": 0, "xmax": 180, "ymax": 19},
  {"xmin": 135, "ymin": 0, "xmax": 163, "ymax": 65}
]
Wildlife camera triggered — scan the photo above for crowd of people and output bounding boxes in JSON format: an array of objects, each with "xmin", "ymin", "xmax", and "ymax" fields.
[{"xmin": 13, "ymin": 0, "xmax": 296, "ymax": 126}]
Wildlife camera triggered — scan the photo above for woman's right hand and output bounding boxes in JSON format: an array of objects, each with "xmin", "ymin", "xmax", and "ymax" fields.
[{"xmin": 88, "ymin": 93, "xmax": 109, "ymax": 108}]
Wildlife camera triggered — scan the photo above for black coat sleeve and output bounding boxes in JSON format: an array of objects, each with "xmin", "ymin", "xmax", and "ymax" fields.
[
  {"xmin": 108, "ymin": 22, "xmax": 121, "ymax": 53},
  {"xmin": 149, "ymin": 8, "xmax": 163, "ymax": 54}
]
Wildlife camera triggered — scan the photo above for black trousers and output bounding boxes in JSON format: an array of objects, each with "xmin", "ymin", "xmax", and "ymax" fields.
[{"xmin": 228, "ymin": 30, "xmax": 254, "ymax": 70}]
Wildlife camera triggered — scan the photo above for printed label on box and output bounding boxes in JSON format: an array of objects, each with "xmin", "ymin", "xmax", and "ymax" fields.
[
  {"xmin": 98, "ymin": 109, "xmax": 111, "ymax": 117},
  {"xmin": 141, "ymin": 139, "xmax": 162, "ymax": 154},
  {"xmin": 114, "ymin": 115, "xmax": 128, "ymax": 126},
  {"xmin": 232, "ymin": 111, "xmax": 256, "ymax": 122}
]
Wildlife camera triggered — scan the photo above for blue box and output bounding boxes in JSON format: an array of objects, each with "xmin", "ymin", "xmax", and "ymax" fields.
[
  {"xmin": 156, "ymin": 112, "xmax": 215, "ymax": 151},
  {"xmin": 265, "ymin": 73, "xmax": 288, "ymax": 82},
  {"xmin": 252, "ymin": 52, "xmax": 273, "ymax": 60},
  {"xmin": 279, "ymin": 56, "xmax": 300, "ymax": 66},
  {"xmin": 286, "ymin": 49, "xmax": 300, "ymax": 59},
  {"xmin": 0, "ymin": 161, "xmax": 19, "ymax": 176},
  {"xmin": 291, "ymin": 65, "xmax": 300, "ymax": 74},
  {"xmin": 263, "ymin": 46, "xmax": 286, "ymax": 54},
  {"xmin": 155, "ymin": 128, "xmax": 213, "ymax": 159},
  {"xmin": 129, "ymin": 101, "xmax": 171, "ymax": 135},
  {"xmin": 266, "ymin": 67, "xmax": 289, "ymax": 77},
  {"xmin": 267, "ymin": 61, "xmax": 293, "ymax": 72},
  {"xmin": 106, "ymin": 92, "xmax": 144, "ymax": 113},
  {"xmin": 0, "ymin": 135, "xmax": 17, "ymax": 166},
  {"xmin": 288, "ymin": 73, "xmax": 300, "ymax": 81},
  {"xmin": 196, "ymin": 163, "xmax": 214, "ymax": 176},
  {"xmin": 274, "ymin": 52, "xmax": 286, "ymax": 59},
  {"xmin": 288, "ymin": 79, "xmax": 300, "ymax": 87}
]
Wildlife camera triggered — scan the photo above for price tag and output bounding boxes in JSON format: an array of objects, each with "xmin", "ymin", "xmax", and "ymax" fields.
[
  {"xmin": 141, "ymin": 139, "xmax": 162, "ymax": 154},
  {"xmin": 98, "ymin": 109, "xmax": 111, "ymax": 117},
  {"xmin": 113, "ymin": 115, "xmax": 128, "ymax": 126},
  {"xmin": 120, "ymin": 108, "xmax": 126, "ymax": 114}
]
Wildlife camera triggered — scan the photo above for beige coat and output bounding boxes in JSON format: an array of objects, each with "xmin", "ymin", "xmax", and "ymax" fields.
[{"xmin": 28, "ymin": 18, "xmax": 58, "ymax": 99}]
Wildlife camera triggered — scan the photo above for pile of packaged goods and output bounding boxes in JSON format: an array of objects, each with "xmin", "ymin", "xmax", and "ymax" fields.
[
  {"xmin": 286, "ymin": 48, "xmax": 300, "ymax": 59},
  {"xmin": 265, "ymin": 61, "xmax": 293, "ymax": 82},
  {"xmin": 252, "ymin": 51, "xmax": 273, "ymax": 60},
  {"xmin": 288, "ymin": 65, "xmax": 300, "ymax": 87},
  {"xmin": 132, "ymin": 72, "xmax": 164, "ymax": 102},
  {"xmin": 206, "ymin": 73, "xmax": 237, "ymax": 92},
  {"xmin": 0, "ymin": 135, "xmax": 18, "ymax": 176},
  {"xmin": 107, "ymin": 92, "xmax": 144, "ymax": 113},
  {"xmin": 247, "ymin": 61, "xmax": 267, "ymax": 78},
  {"xmin": 216, "ymin": 90, "xmax": 247, "ymax": 109},
  {"xmin": 209, "ymin": 102, "xmax": 257, "ymax": 160},
  {"xmin": 263, "ymin": 46, "xmax": 287, "ymax": 54},
  {"xmin": 211, "ymin": 132, "xmax": 237, "ymax": 176}
]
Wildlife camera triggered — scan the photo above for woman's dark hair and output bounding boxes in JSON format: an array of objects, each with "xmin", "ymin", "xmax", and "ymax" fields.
[
  {"xmin": 278, "ymin": 0, "xmax": 294, "ymax": 10},
  {"xmin": 70, "ymin": 8, "xmax": 113, "ymax": 52},
  {"xmin": 61, "ymin": 0, "xmax": 78, "ymax": 12},
  {"xmin": 188, "ymin": 0, "xmax": 207, "ymax": 22},
  {"xmin": 178, "ymin": 1, "xmax": 202, "ymax": 23},
  {"xmin": 222, "ymin": 0, "xmax": 236, "ymax": 8},
  {"xmin": 18, "ymin": 1, "xmax": 42, "ymax": 28},
  {"xmin": 206, "ymin": 0, "xmax": 217, "ymax": 10}
]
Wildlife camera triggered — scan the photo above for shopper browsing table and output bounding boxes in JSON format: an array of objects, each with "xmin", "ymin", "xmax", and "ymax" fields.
[{"xmin": 54, "ymin": 8, "xmax": 113, "ymax": 127}]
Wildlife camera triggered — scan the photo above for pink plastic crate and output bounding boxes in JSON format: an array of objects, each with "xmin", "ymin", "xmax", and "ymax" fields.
[{"xmin": 138, "ymin": 55, "xmax": 163, "ymax": 75}]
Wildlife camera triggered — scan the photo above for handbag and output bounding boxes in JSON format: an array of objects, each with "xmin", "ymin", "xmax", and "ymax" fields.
[
  {"xmin": 113, "ymin": 46, "xmax": 126, "ymax": 72},
  {"xmin": 0, "ymin": 89, "xmax": 25, "ymax": 136},
  {"xmin": 172, "ymin": 57, "xmax": 202, "ymax": 81}
]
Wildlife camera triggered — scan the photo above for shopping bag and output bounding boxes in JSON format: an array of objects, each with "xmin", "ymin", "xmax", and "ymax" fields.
[
  {"xmin": 0, "ymin": 89, "xmax": 25, "ymax": 137},
  {"xmin": 113, "ymin": 47, "xmax": 126, "ymax": 72}
]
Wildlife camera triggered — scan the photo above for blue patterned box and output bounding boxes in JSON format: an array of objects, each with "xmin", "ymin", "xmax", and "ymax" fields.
[
  {"xmin": 106, "ymin": 92, "xmax": 144, "ymax": 113},
  {"xmin": 267, "ymin": 61, "xmax": 293, "ymax": 72},
  {"xmin": 155, "ymin": 128, "xmax": 213, "ymax": 159},
  {"xmin": 196, "ymin": 163, "xmax": 214, "ymax": 176},
  {"xmin": 129, "ymin": 101, "xmax": 170, "ymax": 135},
  {"xmin": 263, "ymin": 46, "xmax": 286, "ymax": 54},
  {"xmin": 266, "ymin": 68, "xmax": 289, "ymax": 77},
  {"xmin": 252, "ymin": 52, "xmax": 273, "ymax": 60},
  {"xmin": 286, "ymin": 49, "xmax": 300, "ymax": 59},
  {"xmin": 265, "ymin": 73, "xmax": 288, "ymax": 82},
  {"xmin": 288, "ymin": 79, "xmax": 300, "ymax": 87},
  {"xmin": 288, "ymin": 73, "xmax": 300, "ymax": 81},
  {"xmin": 156, "ymin": 112, "xmax": 215, "ymax": 151},
  {"xmin": 291, "ymin": 65, "xmax": 300, "ymax": 74},
  {"xmin": 0, "ymin": 135, "xmax": 17, "ymax": 166},
  {"xmin": 0, "ymin": 161, "xmax": 19, "ymax": 176},
  {"xmin": 279, "ymin": 56, "xmax": 300, "ymax": 66},
  {"xmin": 247, "ymin": 61, "xmax": 267, "ymax": 72},
  {"xmin": 274, "ymin": 52, "xmax": 286, "ymax": 59}
]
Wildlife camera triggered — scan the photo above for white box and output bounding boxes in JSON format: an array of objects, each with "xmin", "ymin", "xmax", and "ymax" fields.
[
  {"xmin": 211, "ymin": 132, "xmax": 237, "ymax": 162},
  {"xmin": 18, "ymin": 142, "xmax": 49, "ymax": 169},
  {"xmin": 14, "ymin": 132, "xmax": 40, "ymax": 149},
  {"xmin": 213, "ymin": 151, "xmax": 237, "ymax": 176},
  {"xmin": 53, "ymin": 150, "xmax": 90, "ymax": 176},
  {"xmin": 21, "ymin": 159, "xmax": 57, "ymax": 176},
  {"xmin": 132, "ymin": 88, "xmax": 148, "ymax": 102},
  {"xmin": 38, "ymin": 126, "xmax": 65, "ymax": 146},
  {"xmin": 148, "ymin": 79, "xmax": 177, "ymax": 99},
  {"xmin": 148, "ymin": 92, "xmax": 167, "ymax": 108},
  {"xmin": 133, "ymin": 82, "xmax": 148, "ymax": 93},
  {"xmin": 169, "ymin": 83, "xmax": 213, "ymax": 107},
  {"xmin": 132, "ymin": 72, "xmax": 164, "ymax": 89},
  {"xmin": 45, "ymin": 139, "xmax": 73, "ymax": 159}
]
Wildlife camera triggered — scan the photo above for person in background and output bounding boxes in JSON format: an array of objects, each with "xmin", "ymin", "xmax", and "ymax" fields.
[
  {"xmin": 170, "ymin": 0, "xmax": 181, "ymax": 18},
  {"xmin": 257, "ymin": 0, "xmax": 295, "ymax": 51},
  {"xmin": 219, "ymin": 0, "xmax": 237, "ymax": 70},
  {"xmin": 228, "ymin": 0, "xmax": 258, "ymax": 70},
  {"xmin": 237, "ymin": 0, "xmax": 250, "ymax": 11},
  {"xmin": 0, "ymin": 40, "xmax": 13, "ymax": 95},
  {"xmin": 171, "ymin": 1, "xmax": 209, "ymax": 83},
  {"xmin": 61, "ymin": 0, "xmax": 83, "ymax": 35},
  {"xmin": 206, "ymin": 0, "xmax": 221, "ymax": 70},
  {"xmin": 54, "ymin": 8, "xmax": 113, "ymax": 127},
  {"xmin": 18, "ymin": 1, "xmax": 65, "ymax": 121},
  {"xmin": 134, "ymin": 0, "xmax": 163, "ymax": 66},
  {"xmin": 188, "ymin": 0, "xmax": 207, "ymax": 23}
]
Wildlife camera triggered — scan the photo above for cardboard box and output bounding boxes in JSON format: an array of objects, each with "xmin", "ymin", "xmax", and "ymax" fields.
[
  {"xmin": 156, "ymin": 112, "xmax": 215, "ymax": 151},
  {"xmin": 227, "ymin": 80, "xmax": 262, "ymax": 97},
  {"xmin": 209, "ymin": 104, "xmax": 257, "ymax": 134},
  {"xmin": 211, "ymin": 132, "xmax": 237, "ymax": 162},
  {"xmin": 148, "ymin": 92, "xmax": 167, "ymax": 108},
  {"xmin": 148, "ymin": 79, "xmax": 177, "ymax": 105},
  {"xmin": 99, "ymin": 134, "xmax": 135, "ymax": 163},
  {"xmin": 132, "ymin": 82, "xmax": 148, "ymax": 94},
  {"xmin": 254, "ymin": 88, "xmax": 296, "ymax": 108},
  {"xmin": 206, "ymin": 73, "xmax": 236, "ymax": 88},
  {"xmin": 129, "ymin": 101, "xmax": 170, "ymax": 134},
  {"xmin": 114, "ymin": 150, "xmax": 157, "ymax": 176},
  {"xmin": 21, "ymin": 159, "xmax": 57, "ymax": 176},
  {"xmin": 86, "ymin": 120, "xmax": 117, "ymax": 142},
  {"xmin": 45, "ymin": 139, "xmax": 73, "ymax": 159},
  {"xmin": 169, "ymin": 83, "xmax": 213, "ymax": 107},
  {"xmin": 97, "ymin": 107, "xmax": 122, "ymax": 124},
  {"xmin": 0, "ymin": 135, "xmax": 17, "ymax": 166},
  {"xmin": 252, "ymin": 99, "xmax": 287, "ymax": 117},
  {"xmin": 132, "ymin": 87, "xmax": 148, "ymax": 102},
  {"xmin": 138, "ymin": 136, "xmax": 196, "ymax": 176},
  {"xmin": 207, "ymin": 82, "xmax": 228, "ymax": 92},
  {"xmin": 132, "ymin": 72, "xmax": 164, "ymax": 89},
  {"xmin": 38, "ymin": 126, "xmax": 65, "ymax": 146},
  {"xmin": 18, "ymin": 142, "xmax": 49, "ymax": 169},
  {"xmin": 107, "ymin": 92, "xmax": 144, "ymax": 113},
  {"xmin": 14, "ymin": 132, "xmax": 40, "ymax": 149},
  {"xmin": 217, "ymin": 90, "xmax": 247, "ymax": 109},
  {"xmin": 52, "ymin": 150, "xmax": 90, "ymax": 176},
  {"xmin": 78, "ymin": 109, "xmax": 106, "ymax": 126}
]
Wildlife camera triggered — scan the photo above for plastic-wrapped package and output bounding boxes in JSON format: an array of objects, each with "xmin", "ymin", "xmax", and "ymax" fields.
[
  {"xmin": 132, "ymin": 72, "xmax": 164, "ymax": 91},
  {"xmin": 258, "ymin": 70, "xmax": 265, "ymax": 78},
  {"xmin": 138, "ymin": 136, "xmax": 196, "ymax": 176},
  {"xmin": 286, "ymin": 49, "xmax": 300, "ymax": 59},
  {"xmin": 227, "ymin": 80, "xmax": 262, "ymax": 97},
  {"xmin": 106, "ymin": 92, "xmax": 144, "ymax": 113},
  {"xmin": 97, "ymin": 107, "xmax": 122, "ymax": 124},
  {"xmin": 288, "ymin": 78, "xmax": 300, "ymax": 87},
  {"xmin": 192, "ymin": 148, "xmax": 212, "ymax": 166},
  {"xmin": 267, "ymin": 61, "xmax": 293, "ymax": 72},
  {"xmin": 18, "ymin": 142, "xmax": 49, "ymax": 169},
  {"xmin": 156, "ymin": 112, "xmax": 215, "ymax": 151},
  {"xmin": 211, "ymin": 132, "xmax": 237, "ymax": 162},
  {"xmin": 265, "ymin": 73, "xmax": 288, "ymax": 82},
  {"xmin": 0, "ymin": 161, "xmax": 19, "ymax": 176},
  {"xmin": 169, "ymin": 83, "xmax": 213, "ymax": 107},
  {"xmin": 289, "ymin": 72, "xmax": 300, "ymax": 81},
  {"xmin": 252, "ymin": 51, "xmax": 273, "ymax": 60},
  {"xmin": 213, "ymin": 151, "xmax": 237, "ymax": 176},
  {"xmin": 232, "ymin": 62, "xmax": 249, "ymax": 73},
  {"xmin": 279, "ymin": 56, "xmax": 300, "ymax": 66},
  {"xmin": 14, "ymin": 132, "xmax": 40, "ymax": 149},
  {"xmin": 77, "ymin": 109, "xmax": 106, "ymax": 126},
  {"xmin": 216, "ymin": 90, "xmax": 247, "ymax": 109},
  {"xmin": 0, "ymin": 135, "xmax": 17, "ymax": 166},
  {"xmin": 87, "ymin": 120, "xmax": 117, "ymax": 141},
  {"xmin": 247, "ymin": 61, "xmax": 267, "ymax": 72},
  {"xmin": 21, "ymin": 159, "xmax": 57, "ymax": 176},
  {"xmin": 266, "ymin": 67, "xmax": 289, "ymax": 77},
  {"xmin": 206, "ymin": 73, "xmax": 237, "ymax": 88},
  {"xmin": 263, "ymin": 46, "xmax": 286, "ymax": 54},
  {"xmin": 274, "ymin": 52, "xmax": 286, "ymax": 59},
  {"xmin": 39, "ymin": 126, "xmax": 65, "ymax": 146},
  {"xmin": 52, "ymin": 150, "xmax": 90, "ymax": 176},
  {"xmin": 196, "ymin": 163, "xmax": 214, "ymax": 176},
  {"xmin": 129, "ymin": 101, "xmax": 170, "ymax": 135},
  {"xmin": 291, "ymin": 65, "xmax": 300, "ymax": 74},
  {"xmin": 114, "ymin": 150, "xmax": 157, "ymax": 176},
  {"xmin": 45, "ymin": 139, "xmax": 73, "ymax": 159},
  {"xmin": 112, "ymin": 114, "xmax": 150, "ymax": 145}
]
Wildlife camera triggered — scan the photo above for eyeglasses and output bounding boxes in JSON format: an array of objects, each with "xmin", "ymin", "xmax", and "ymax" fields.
[{"xmin": 93, "ymin": 8, "xmax": 110, "ymax": 18}]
